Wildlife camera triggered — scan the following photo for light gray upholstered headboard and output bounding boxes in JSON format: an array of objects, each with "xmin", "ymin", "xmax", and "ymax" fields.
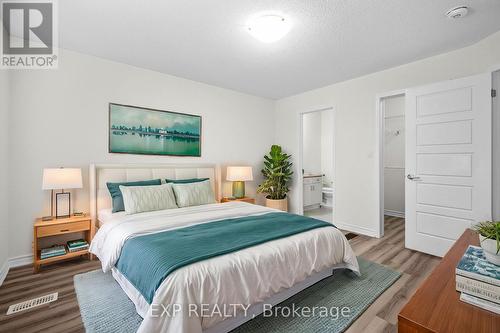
[{"xmin": 89, "ymin": 163, "xmax": 221, "ymax": 225}]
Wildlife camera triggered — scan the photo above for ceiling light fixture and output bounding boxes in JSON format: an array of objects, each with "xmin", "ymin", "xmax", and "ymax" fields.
[
  {"xmin": 446, "ymin": 6, "xmax": 469, "ymax": 19},
  {"xmin": 247, "ymin": 14, "xmax": 291, "ymax": 43}
]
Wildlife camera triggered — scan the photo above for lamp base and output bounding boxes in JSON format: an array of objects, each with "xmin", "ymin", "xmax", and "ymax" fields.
[{"xmin": 232, "ymin": 181, "xmax": 245, "ymax": 199}]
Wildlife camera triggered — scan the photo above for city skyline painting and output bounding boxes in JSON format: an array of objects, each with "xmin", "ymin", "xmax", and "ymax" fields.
[{"xmin": 109, "ymin": 103, "xmax": 202, "ymax": 157}]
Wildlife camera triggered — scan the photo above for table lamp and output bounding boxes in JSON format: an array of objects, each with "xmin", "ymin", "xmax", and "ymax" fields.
[
  {"xmin": 42, "ymin": 168, "xmax": 83, "ymax": 220},
  {"xmin": 226, "ymin": 166, "xmax": 253, "ymax": 199}
]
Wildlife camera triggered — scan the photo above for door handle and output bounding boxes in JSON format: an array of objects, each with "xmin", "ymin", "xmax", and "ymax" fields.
[{"xmin": 407, "ymin": 174, "xmax": 421, "ymax": 181}]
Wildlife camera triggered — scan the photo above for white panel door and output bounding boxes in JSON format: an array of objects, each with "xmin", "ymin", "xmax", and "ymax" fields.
[{"xmin": 405, "ymin": 74, "xmax": 492, "ymax": 257}]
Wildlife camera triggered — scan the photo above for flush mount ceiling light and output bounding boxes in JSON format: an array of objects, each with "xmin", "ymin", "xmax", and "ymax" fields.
[
  {"xmin": 446, "ymin": 6, "xmax": 469, "ymax": 19},
  {"xmin": 247, "ymin": 14, "xmax": 291, "ymax": 43}
]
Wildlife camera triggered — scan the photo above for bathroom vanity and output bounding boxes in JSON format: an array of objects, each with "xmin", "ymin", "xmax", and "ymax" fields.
[{"xmin": 303, "ymin": 175, "xmax": 323, "ymax": 210}]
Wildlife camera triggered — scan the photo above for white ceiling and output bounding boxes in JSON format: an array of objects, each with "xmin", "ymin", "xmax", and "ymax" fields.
[{"xmin": 59, "ymin": 0, "xmax": 500, "ymax": 99}]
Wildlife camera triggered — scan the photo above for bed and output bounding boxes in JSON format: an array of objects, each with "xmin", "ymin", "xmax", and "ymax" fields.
[{"xmin": 89, "ymin": 164, "xmax": 359, "ymax": 333}]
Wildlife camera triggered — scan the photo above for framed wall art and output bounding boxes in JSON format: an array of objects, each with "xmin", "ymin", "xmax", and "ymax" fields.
[{"xmin": 109, "ymin": 103, "xmax": 202, "ymax": 157}]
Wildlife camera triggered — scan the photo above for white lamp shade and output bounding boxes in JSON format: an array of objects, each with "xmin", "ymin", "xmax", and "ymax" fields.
[
  {"xmin": 226, "ymin": 166, "xmax": 253, "ymax": 182},
  {"xmin": 42, "ymin": 168, "xmax": 83, "ymax": 190}
]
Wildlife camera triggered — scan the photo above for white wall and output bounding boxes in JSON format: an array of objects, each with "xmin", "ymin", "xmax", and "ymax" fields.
[
  {"xmin": 494, "ymin": 70, "xmax": 500, "ymax": 221},
  {"xmin": 383, "ymin": 95, "xmax": 405, "ymax": 215},
  {"xmin": 0, "ymin": 69, "xmax": 10, "ymax": 280},
  {"xmin": 8, "ymin": 48, "xmax": 275, "ymax": 259},
  {"xmin": 275, "ymin": 31, "xmax": 500, "ymax": 237},
  {"xmin": 302, "ymin": 112, "xmax": 322, "ymax": 175}
]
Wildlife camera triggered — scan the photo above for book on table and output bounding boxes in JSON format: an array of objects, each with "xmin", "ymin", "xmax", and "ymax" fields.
[
  {"xmin": 67, "ymin": 239, "xmax": 88, "ymax": 247},
  {"xmin": 460, "ymin": 292, "xmax": 500, "ymax": 314},
  {"xmin": 456, "ymin": 245, "xmax": 500, "ymax": 308},
  {"xmin": 67, "ymin": 239, "xmax": 89, "ymax": 252},
  {"xmin": 40, "ymin": 245, "xmax": 66, "ymax": 259},
  {"xmin": 68, "ymin": 244, "xmax": 89, "ymax": 252}
]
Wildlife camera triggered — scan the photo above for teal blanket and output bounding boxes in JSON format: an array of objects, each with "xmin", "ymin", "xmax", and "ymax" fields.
[{"xmin": 116, "ymin": 212, "xmax": 334, "ymax": 304}]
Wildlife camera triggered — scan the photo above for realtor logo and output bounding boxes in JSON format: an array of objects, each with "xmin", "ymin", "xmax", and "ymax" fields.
[{"xmin": 1, "ymin": 0, "xmax": 58, "ymax": 69}]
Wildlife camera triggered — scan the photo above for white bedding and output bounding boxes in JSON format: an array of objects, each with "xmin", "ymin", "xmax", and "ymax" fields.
[
  {"xmin": 90, "ymin": 202, "xmax": 359, "ymax": 333},
  {"xmin": 97, "ymin": 208, "xmax": 125, "ymax": 226}
]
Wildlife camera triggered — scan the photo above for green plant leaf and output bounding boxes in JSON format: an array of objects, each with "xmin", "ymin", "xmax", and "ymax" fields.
[
  {"xmin": 256, "ymin": 145, "xmax": 293, "ymax": 200},
  {"xmin": 473, "ymin": 221, "xmax": 500, "ymax": 254}
]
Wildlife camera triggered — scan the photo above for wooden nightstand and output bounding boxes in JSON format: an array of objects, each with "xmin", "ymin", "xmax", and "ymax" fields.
[
  {"xmin": 220, "ymin": 197, "xmax": 255, "ymax": 204},
  {"xmin": 33, "ymin": 215, "xmax": 95, "ymax": 273}
]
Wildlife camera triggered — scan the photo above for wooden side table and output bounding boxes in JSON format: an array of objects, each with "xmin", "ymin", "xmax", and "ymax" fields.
[
  {"xmin": 220, "ymin": 197, "xmax": 256, "ymax": 204},
  {"xmin": 33, "ymin": 215, "xmax": 95, "ymax": 273},
  {"xmin": 398, "ymin": 229, "xmax": 500, "ymax": 332}
]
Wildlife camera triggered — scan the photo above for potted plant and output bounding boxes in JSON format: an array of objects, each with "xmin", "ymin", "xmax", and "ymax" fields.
[
  {"xmin": 257, "ymin": 145, "xmax": 293, "ymax": 211},
  {"xmin": 473, "ymin": 221, "xmax": 500, "ymax": 265}
]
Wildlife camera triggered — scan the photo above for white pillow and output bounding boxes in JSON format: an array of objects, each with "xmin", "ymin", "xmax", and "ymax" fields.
[
  {"xmin": 119, "ymin": 184, "xmax": 178, "ymax": 215},
  {"xmin": 171, "ymin": 180, "xmax": 216, "ymax": 208}
]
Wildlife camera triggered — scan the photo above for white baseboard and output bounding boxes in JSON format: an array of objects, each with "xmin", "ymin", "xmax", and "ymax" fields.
[
  {"xmin": 334, "ymin": 220, "xmax": 381, "ymax": 238},
  {"xmin": 303, "ymin": 204, "xmax": 321, "ymax": 211},
  {"xmin": 0, "ymin": 260, "xmax": 9, "ymax": 286},
  {"xmin": 9, "ymin": 254, "xmax": 33, "ymax": 268},
  {"xmin": 384, "ymin": 209, "xmax": 405, "ymax": 218},
  {"xmin": 0, "ymin": 254, "xmax": 33, "ymax": 287}
]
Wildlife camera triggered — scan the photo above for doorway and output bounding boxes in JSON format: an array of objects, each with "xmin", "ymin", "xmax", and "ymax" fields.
[
  {"xmin": 378, "ymin": 93, "xmax": 406, "ymax": 237},
  {"xmin": 298, "ymin": 108, "xmax": 335, "ymax": 224},
  {"xmin": 378, "ymin": 74, "xmax": 492, "ymax": 256}
]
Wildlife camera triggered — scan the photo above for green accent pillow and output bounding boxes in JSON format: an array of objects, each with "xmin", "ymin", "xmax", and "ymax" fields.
[
  {"xmin": 165, "ymin": 178, "xmax": 209, "ymax": 184},
  {"xmin": 106, "ymin": 179, "xmax": 161, "ymax": 213}
]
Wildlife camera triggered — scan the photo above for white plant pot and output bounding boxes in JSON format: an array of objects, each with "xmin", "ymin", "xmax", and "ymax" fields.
[{"xmin": 479, "ymin": 235, "xmax": 500, "ymax": 266}]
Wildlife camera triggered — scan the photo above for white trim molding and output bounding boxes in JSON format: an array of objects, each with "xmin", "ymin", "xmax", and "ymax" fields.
[
  {"xmin": 384, "ymin": 210, "xmax": 405, "ymax": 218},
  {"xmin": 9, "ymin": 254, "xmax": 33, "ymax": 268},
  {"xmin": 0, "ymin": 254, "xmax": 34, "ymax": 287},
  {"xmin": 335, "ymin": 220, "xmax": 380, "ymax": 238},
  {"xmin": 0, "ymin": 260, "xmax": 9, "ymax": 286}
]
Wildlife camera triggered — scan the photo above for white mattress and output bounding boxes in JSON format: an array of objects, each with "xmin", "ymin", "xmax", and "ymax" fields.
[{"xmin": 90, "ymin": 202, "xmax": 359, "ymax": 333}]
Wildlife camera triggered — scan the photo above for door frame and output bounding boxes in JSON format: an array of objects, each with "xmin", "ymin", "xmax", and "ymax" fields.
[
  {"xmin": 297, "ymin": 106, "xmax": 335, "ymax": 224},
  {"xmin": 375, "ymin": 90, "xmax": 406, "ymax": 238},
  {"xmin": 376, "ymin": 69, "xmax": 499, "ymax": 241},
  {"xmin": 492, "ymin": 66, "xmax": 500, "ymax": 220}
]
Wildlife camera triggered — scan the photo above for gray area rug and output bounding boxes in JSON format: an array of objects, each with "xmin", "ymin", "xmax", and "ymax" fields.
[{"xmin": 74, "ymin": 258, "xmax": 400, "ymax": 333}]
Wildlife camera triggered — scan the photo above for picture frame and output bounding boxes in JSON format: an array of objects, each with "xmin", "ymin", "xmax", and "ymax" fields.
[
  {"xmin": 108, "ymin": 103, "xmax": 202, "ymax": 157},
  {"xmin": 55, "ymin": 192, "xmax": 71, "ymax": 218}
]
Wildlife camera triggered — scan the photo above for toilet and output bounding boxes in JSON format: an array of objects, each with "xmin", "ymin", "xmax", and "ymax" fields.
[{"xmin": 322, "ymin": 186, "xmax": 334, "ymax": 208}]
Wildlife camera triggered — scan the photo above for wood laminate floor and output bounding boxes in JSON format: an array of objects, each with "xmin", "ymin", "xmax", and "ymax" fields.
[
  {"xmin": 0, "ymin": 216, "xmax": 440, "ymax": 333},
  {"xmin": 345, "ymin": 216, "xmax": 440, "ymax": 333}
]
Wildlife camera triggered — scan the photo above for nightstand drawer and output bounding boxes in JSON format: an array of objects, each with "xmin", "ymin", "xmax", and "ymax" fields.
[{"xmin": 37, "ymin": 220, "xmax": 90, "ymax": 237}]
